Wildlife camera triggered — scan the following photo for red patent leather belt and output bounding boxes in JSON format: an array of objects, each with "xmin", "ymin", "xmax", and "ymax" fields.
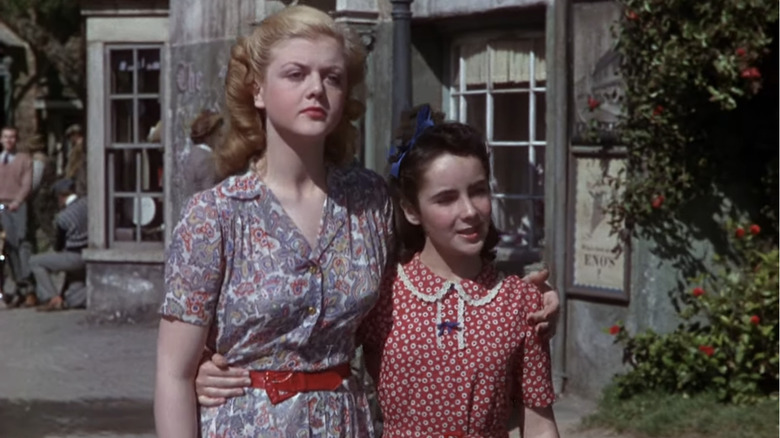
[{"xmin": 249, "ymin": 363, "xmax": 351, "ymax": 405}]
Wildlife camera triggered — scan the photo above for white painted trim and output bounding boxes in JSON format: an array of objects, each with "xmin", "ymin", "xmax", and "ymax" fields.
[
  {"xmin": 82, "ymin": 248, "xmax": 164, "ymax": 263},
  {"xmin": 87, "ymin": 41, "xmax": 107, "ymax": 249},
  {"xmin": 87, "ymin": 16, "xmax": 169, "ymax": 43},
  {"xmin": 162, "ymin": 43, "xmax": 174, "ymax": 248},
  {"xmin": 413, "ymin": 0, "xmax": 548, "ymax": 19}
]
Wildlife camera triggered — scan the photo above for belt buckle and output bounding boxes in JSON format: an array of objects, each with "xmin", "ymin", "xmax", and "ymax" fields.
[{"xmin": 264, "ymin": 371, "xmax": 295, "ymax": 405}]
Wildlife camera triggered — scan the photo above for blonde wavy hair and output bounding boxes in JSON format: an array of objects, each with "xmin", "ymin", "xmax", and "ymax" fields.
[{"xmin": 217, "ymin": 5, "xmax": 366, "ymax": 178}]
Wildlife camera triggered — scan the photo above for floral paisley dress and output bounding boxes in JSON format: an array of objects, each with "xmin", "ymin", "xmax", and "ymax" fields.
[
  {"xmin": 361, "ymin": 255, "xmax": 555, "ymax": 438},
  {"xmin": 161, "ymin": 165, "xmax": 393, "ymax": 437}
]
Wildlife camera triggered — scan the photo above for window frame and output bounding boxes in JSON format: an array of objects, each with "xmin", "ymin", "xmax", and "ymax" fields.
[
  {"xmin": 447, "ymin": 31, "xmax": 547, "ymax": 260},
  {"xmin": 104, "ymin": 43, "xmax": 165, "ymax": 250}
]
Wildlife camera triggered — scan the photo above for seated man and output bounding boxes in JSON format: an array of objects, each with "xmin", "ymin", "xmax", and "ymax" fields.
[{"xmin": 30, "ymin": 178, "xmax": 88, "ymax": 311}]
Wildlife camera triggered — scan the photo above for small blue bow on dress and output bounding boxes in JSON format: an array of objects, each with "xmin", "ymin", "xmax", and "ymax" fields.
[
  {"xmin": 389, "ymin": 104, "xmax": 435, "ymax": 178},
  {"xmin": 437, "ymin": 321, "xmax": 460, "ymax": 336}
]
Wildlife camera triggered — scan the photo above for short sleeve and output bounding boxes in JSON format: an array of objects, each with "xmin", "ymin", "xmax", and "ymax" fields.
[
  {"xmin": 160, "ymin": 190, "xmax": 224, "ymax": 326},
  {"xmin": 512, "ymin": 279, "xmax": 556, "ymax": 408}
]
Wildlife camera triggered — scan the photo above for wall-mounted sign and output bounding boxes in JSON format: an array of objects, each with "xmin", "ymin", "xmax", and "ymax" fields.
[{"xmin": 567, "ymin": 151, "xmax": 630, "ymax": 302}]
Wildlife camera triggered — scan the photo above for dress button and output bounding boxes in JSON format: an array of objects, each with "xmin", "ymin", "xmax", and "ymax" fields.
[
  {"xmin": 307, "ymin": 306, "xmax": 317, "ymax": 316},
  {"xmin": 309, "ymin": 265, "xmax": 319, "ymax": 274}
]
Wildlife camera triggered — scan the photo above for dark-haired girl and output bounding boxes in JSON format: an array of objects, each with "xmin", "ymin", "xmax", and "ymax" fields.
[{"xmin": 357, "ymin": 105, "xmax": 559, "ymax": 437}]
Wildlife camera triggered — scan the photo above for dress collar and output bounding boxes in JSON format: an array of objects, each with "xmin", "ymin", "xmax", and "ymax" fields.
[
  {"xmin": 218, "ymin": 171, "xmax": 264, "ymax": 200},
  {"xmin": 403, "ymin": 253, "xmax": 503, "ymax": 304},
  {"xmin": 219, "ymin": 165, "xmax": 344, "ymax": 200}
]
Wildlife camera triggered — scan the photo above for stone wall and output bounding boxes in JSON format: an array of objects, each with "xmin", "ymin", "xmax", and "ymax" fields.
[
  {"xmin": 165, "ymin": 0, "xmax": 259, "ymax": 227},
  {"xmin": 87, "ymin": 262, "xmax": 165, "ymax": 320}
]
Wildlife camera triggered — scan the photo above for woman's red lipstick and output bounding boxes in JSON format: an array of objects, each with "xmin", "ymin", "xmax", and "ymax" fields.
[{"xmin": 301, "ymin": 107, "xmax": 326, "ymax": 120}]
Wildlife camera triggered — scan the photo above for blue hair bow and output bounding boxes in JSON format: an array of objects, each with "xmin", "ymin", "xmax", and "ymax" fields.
[{"xmin": 389, "ymin": 104, "xmax": 435, "ymax": 178}]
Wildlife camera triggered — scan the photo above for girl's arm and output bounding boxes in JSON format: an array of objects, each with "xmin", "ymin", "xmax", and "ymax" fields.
[
  {"xmin": 155, "ymin": 316, "xmax": 210, "ymax": 438},
  {"xmin": 513, "ymin": 276, "xmax": 558, "ymax": 437},
  {"xmin": 523, "ymin": 405, "xmax": 560, "ymax": 438}
]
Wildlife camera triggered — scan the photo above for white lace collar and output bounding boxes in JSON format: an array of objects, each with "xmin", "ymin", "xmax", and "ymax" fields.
[{"xmin": 397, "ymin": 258, "xmax": 505, "ymax": 349}]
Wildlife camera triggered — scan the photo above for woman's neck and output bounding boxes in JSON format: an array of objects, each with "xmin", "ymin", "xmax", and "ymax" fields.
[
  {"xmin": 262, "ymin": 125, "xmax": 328, "ymax": 197},
  {"xmin": 418, "ymin": 242, "xmax": 483, "ymax": 281}
]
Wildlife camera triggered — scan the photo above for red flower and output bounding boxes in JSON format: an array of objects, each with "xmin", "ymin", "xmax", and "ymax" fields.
[
  {"xmin": 741, "ymin": 67, "xmax": 761, "ymax": 79},
  {"xmin": 588, "ymin": 96, "xmax": 601, "ymax": 111},
  {"xmin": 750, "ymin": 315, "xmax": 760, "ymax": 325},
  {"xmin": 692, "ymin": 287, "xmax": 705, "ymax": 298},
  {"xmin": 626, "ymin": 10, "xmax": 638, "ymax": 20},
  {"xmin": 735, "ymin": 227, "xmax": 746, "ymax": 238},
  {"xmin": 609, "ymin": 325, "xmax": 621, "ymax": 335},
  {"xmin": 736, "ymin": 47, "xmax": 747, "ymax": 57},
  {"xmin": 653, "ymin": 105, "xmax": 664, "ymax": 116},
  {"xmin": 651, "ymin": 195, "xmax": 665, "ymax": 209},
  {"xmin": 698, "ymin": 345, "xmax": 715, "ymax": 356},
  {"xmin": 750, "ymin": 224, "xmax": 761, "ymax": 235}
]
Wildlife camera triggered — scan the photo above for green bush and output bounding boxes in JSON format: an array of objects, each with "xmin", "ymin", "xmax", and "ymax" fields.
[
  {"xmin": 608, "ymin": 222, "xmax": 779, "ymax": 403},
  {"xmin": 605, "ymin": 0, "xmax": 778, "ymax": 234}
]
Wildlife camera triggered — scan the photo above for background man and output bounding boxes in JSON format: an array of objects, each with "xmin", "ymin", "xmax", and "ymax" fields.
[
  {"xmin": 30, "ymin": 178, "xmax": 88, "ymax": 311},
  {"xmin": 0, "ymin": 126, "xmax": 34, "ymax": 307}
]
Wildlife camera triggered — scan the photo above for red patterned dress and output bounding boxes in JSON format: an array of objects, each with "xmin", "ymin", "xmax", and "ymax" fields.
[{"xmin": 361, "ymin": 254, "xmax": 555, "ymax": 438}]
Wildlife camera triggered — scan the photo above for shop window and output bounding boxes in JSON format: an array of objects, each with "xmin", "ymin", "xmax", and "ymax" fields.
[
  {"xmin": 449, "ymin": 35, "xmax": 546, "ymax": 254},
  {"xmin": 106, "ymin": 46, "xmax": 164, "ymax": 246}
]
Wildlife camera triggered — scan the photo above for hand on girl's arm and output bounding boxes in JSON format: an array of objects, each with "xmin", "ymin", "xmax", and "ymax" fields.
[
  {"xmin": 522, "ymin": 269, "xmax": 561, "ymax": 340},
  {"xmin": 154, "ymin": 317, "xmax": 211, "ymax": 438},
  {"xmin": 195, "ymin": 353, "xmax": 250, "ymax": 407},
  {"xmin": 523, "ymin": 405, "xmax": 560, "ymax": 438}
]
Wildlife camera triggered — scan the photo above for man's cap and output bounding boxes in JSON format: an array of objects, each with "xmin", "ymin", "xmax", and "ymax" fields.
[{"xmin": 52, "ymin": 178, "xmax": 75, "ymax": 196}]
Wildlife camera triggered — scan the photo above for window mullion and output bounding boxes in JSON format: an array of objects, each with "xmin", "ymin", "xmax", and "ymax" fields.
[
  {"xmin": 486, "ymin": 43, "xmax": 494, "ymax": 142},
  {"xmin": 108, "ymin": 151, "xmax": 116, "ymax": 244},
  {"xmin": 528, "ymin": 42, "xmax": 538, "ymax": 247},
  {"xmin": 135, "ymin": 151, "xmax": 142, "ymax": 242},
  {"xmin": 458, "ymin": 54, "xmax": 466, "ymax": 123}
]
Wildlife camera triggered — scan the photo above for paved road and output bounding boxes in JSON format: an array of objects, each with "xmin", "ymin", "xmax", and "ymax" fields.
[
  {"xmin": 0, "ymin": 306, "xmax": 608, "ymax": 438},
  {"xmin": 0, "ymin": 308, "xmax": 156, "ymax": 438}
]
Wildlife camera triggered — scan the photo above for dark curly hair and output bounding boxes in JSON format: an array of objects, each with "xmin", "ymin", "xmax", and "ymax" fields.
[{"xmin": 388, "ymin": 104, "xmax": 499, "ymax": 263}]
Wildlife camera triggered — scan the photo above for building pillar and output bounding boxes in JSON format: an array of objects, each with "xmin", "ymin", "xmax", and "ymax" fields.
[
  {"xmin": 390, "ymin": 0, "xmax": 413, "ymax": 132},
  {"xmin": 546, "ymin": 0, "xmax": 570, "ymax": 395}
]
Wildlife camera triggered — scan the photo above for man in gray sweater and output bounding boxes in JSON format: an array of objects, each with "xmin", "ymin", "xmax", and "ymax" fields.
[{"xmin": 30, "ymin": 178, "xmax": 88, "ymax": 311}]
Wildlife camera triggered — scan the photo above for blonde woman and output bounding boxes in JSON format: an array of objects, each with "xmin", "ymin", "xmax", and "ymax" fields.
[{"xmin": 154, "ymin": 6, "xmax": 390, "ymax": 437}]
